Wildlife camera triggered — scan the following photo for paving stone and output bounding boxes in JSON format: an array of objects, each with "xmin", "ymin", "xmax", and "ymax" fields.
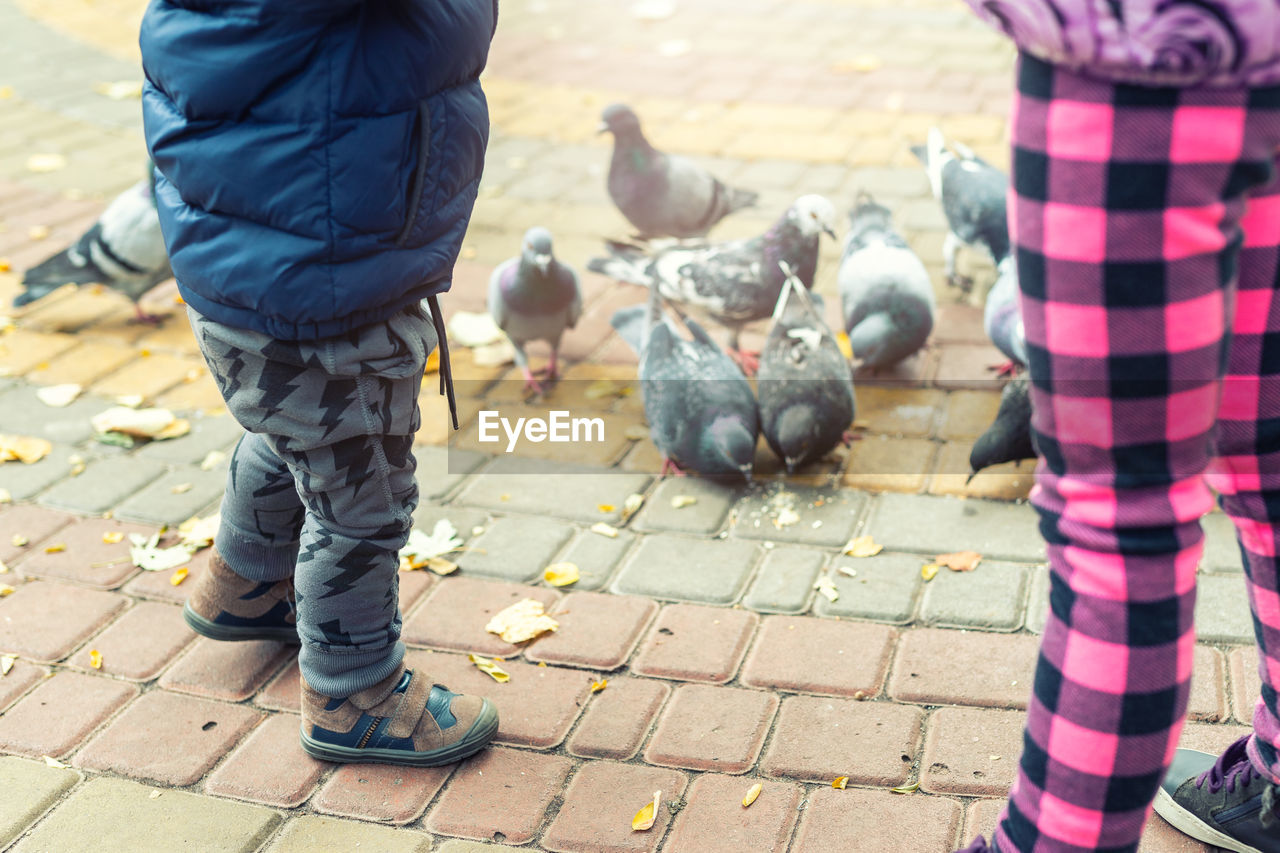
[
  {"xmin": 205, "ymin": 713, "xmax": 325, "ymax": 808},
  {"xmin": 1189, "ymin": 645, "xmax": 1228, "ymax": 723},
  {"xmin": 1138, "ymin": 816, "xmax": 1215, "ymax": 852},
  {"xmin": 852, "ymin": 387, "xmax": 944, "ymax": 436},
  {"xmin": 551, "ymin": 526, "xmax": 634, "ymax": 591},
  {"xmin": 631, "ymin": 604, "xmax": 758, "ymax": 683},
  {"xmin": 630, "ymin": 478, "xmax": 743, "ymax": 536},
  {"xmin": 13, "ymin": 776, "xmax": 280, "ymax": 853},
  {"xmin": 74, "ymin": 691, "xmax": 263, "ymax": 786},
  {"xmin": 814, "ymin": 553, "xmax": 923, "ymax": 623},
  {"xmin": 921, "ymin": 706, "xmax": 1026, "ymax": 796},
  {"xmin": 158, "ymin": 638, "xmax": 294, "ymax": 702},
  {"xmin": 664, "ymin": 773, "xmax": 802, "ymax": 853},
  {"xmin": 1195, "ymin": 573, "xmax": 1254, "ymax": 643},
  {"xmin": 867, "ymin": 493, "xmax": 1044, "ymax": 561},
  {"xmin": 612, "ymin": 534, "xmax": 760, "ymax": 604},
  {"xmin": 255, "ymin": 659, "xmax": 301, "ymax": 712},
  {"xmin": 0, "ymin": 756, "xmax": 80, "ymax": 849},
  {"xmin": 407, "ymin": 649, "xmax": 591, "ymax": 749},
  {"xmin": 930, "ymin": 444, "xmax": 1036, "ymax": 501},
  {"xmin": 402, "ymin": 576, "xmax": 562, "ymax": 658},
  {"xmin": 0, "ymin": 383, "xmax": 111, "ymax": 444},
  {"xmin": 1179, "ymin": 720, "xmax": 1254, "ymax": 757},
  {"xmin": 122, "ymin": 545, "xmax": 211, "ymax": 604},
  {"xmin": 0, "ymin": 659, "xmax": 45, "ymax": 712},
  {"xmin": 433, "ymin": 843, "xmax": 525, "ymax": 853},
  {"xmin": 644, "ymin": 683, "xmax": 778, "ymax": 774},
  {"xmin": 27, "ymin": 339, "xmax": 138, "ymax": 388},
  {"xmin": 135, "ymin": 414, "xmax": 243, "ymax": 464},
  {"xmin": 1200, "ymin": 511, "xmax": 1242, "ymax": 573},
  {"xmin": 1230, "ymin": 646, "xmax": 1261, "ymax": 724},
  {"xmin": 524, "ymin": 591, "xmax": 655, "ymax": 669},
  {"xmin": 1025, "ymin": 564, "xmax": 1050, "ymax": 634},
  {"xmin": 962, "ymin": 798, "xmax": 1006, "ymax": 848},
  {"xmin": 0, "ymin": 442, "xmax": 82, "ymax": 500},
  {"xmin": 541, "ymin": 762, "xmax": 689, "ymax": 853},
  {"xmin": 567, "ymin": 676, "xmax": 670, "ymax": 760},
  {"xmin": 0, "ymin": 670, "xmax": 135, "ymax": 758},
  {"xmin": 455, "ymin": 455, "xmax": 652, "ymax": 524},
  {"xmin": 0, "ymin": 580, "xmax": 126, "ymax": 662},
  {"xmin": 740, "ymin": 615, "xmax": 896, "ymax": 698},
  {"xmin": 38, "ymin": 454, "xmax": 168, "ymax": 515},
  {"xmin": 890, "ymin": 628, "xmax": 1038, "ymax": 709},
  {"xmin": 918, "ymin": 561, "xmax": 1029, "ymax": 631},
  {"xmin": 841, "ymin": 434, "xmax": 936, "ymax": 493},
  {"xmin": 426, "ymin": 747, "xmax": 573, "ymax": 844},
  {"xmin": 88, "ymin": 351, "xmax": 206, "ymax": 402},
  {"xmin": 728, "ymin": 487, "xmax": 864, "ymax": 548},
  {"xmin": 67, "ymin": 601, "xmax": 193, "ymax": 680},
  {"xmin": 742, "ymin": 546, "xmax": 826, "ymax": 614},
  {"xmin": 792, "ymin": 787, "xmax": 962, "ymax": 853},
  {"xmin": 312, "ymin": 763, "xmax": 451, "ymax": 825},
  {"xmin": 12, "ymin": 516, "xmax": 152, "ymax": 589},
  {"xmin": 454, "ymin": 515, "xmax": 575, "ymax": 582},
  {"xmin": 266, "ymin": 816, "xmax": 432, "ymax": 853},
  {"xmin": 0, "ymin": 504, "xmax": 75, "ymax": 565},
  {"xmin": 759, "ymin": 696, "xmax": 923, "ymax": 786},
  {"xmin": 115, "ymin": 465, "xmax": 229, "ymax": 525}
]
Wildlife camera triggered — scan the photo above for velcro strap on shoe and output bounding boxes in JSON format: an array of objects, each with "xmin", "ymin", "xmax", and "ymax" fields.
[{"xmin": 386, "ymin": 669, "xmax": 434, "ymax": 739}]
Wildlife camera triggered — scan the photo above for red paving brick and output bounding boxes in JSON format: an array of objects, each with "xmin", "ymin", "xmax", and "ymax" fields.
[
  {"xmin": 644, "ymin": 684, "xmax": 778, "ymax": 774},
  {"xmin": 12, "ymin": 517, "xmax": 152, "ymax": 589},
  {"xmin": 74, "ymin": 690, "xmax": 262, "ymax": 786},
  {"xmin": 0, "ymin": 580, "xmax": 127, "ymax": 662},
  {"xmin": 397, "ymin": 569, "xmax": 436, "ymax": 613},
  {"xmin": 1189, "ymin": 644, "xmax": 1227, "ymax": 722},
  {"xmin": 402, "ymin": 576, "xmax": 561, "ymax": 657},
  {"xmin": 1140, "ymin": 816, "xmax": 1215, "ymax": 852},
  {"xmin": 962, "ymin": 798, "xmax": 1005, "ymax": 846},
  {"xmin": 158, "ymin": 637, "xmax": 294, "ymax": 702},
  {"xmin": 525, "ymin": 592, "xmax": 657, "ymax": 670},
  {"xmin": 888, "ymin": 628, "xmax": 1039, "ymax": 709},
  {"xmin": 1230, "ymin": 646, "xmax": 1261, "ymax": 724},
  {"xmin": 0, "ymin": 671, "xmax": 136, "ymax": 758},
  {"xmin": 0, "ymin": 505, "xmax": 75, "ymax": 565},
  {"xmin": 66, "ymin": 601, "xmax": 193, "ymax": 681},
  {"xmin": 932, "ymin": 343, "xmax": 1008, "ymax": 391},
  {"xmin": 425, "ymin": 747, "xmax": 574, "ymax": 844},
  {"xmin": 920, "ymin": 706, "xmax": 1026, "ymax": 796},
  {"xmin": 0, "ymin": 659, "xmax": 46, "ymax": 712},
  {"xmin": 759, "ymin": 696, "xmax": 923, "ymax": 787},
  {"xmin": 255, "ymin": 659, "xmax": 300, "ymax": 712},
  {"xmin": 630, "ymin": 604, "xmax": 758, "ymax": 684},
  {"xmin": 663, "ymin": 773, "xmax": 802, "ymax": 853},
  {"xmin": 739, "ymin": 616, "xmax": 896, "ymax": 698},
  {"xmin": 542, "ymin": 762, "xmax": 689, "ymax": 853},
  {"xmin": 205, "ymin": 713, "xmax": 325, "ymax": 808},
  {"xmin": 121, "ymin": 546, "xmax": 211, "ymax": 603},
  {"xmin": 793, "ymin": 787, "xmax": 963, "ymax": 853},
  {"xmin": 313, "ymin": 763, "xmax": 452, "ymax": 825},
  {"xmin": 1179, "ymin": 720, "xmax": 1253, "ymax": 756},
  {"xmin": 407, "ymin": 649, "xmax": 592, "ymax": 749},
  {"xmin": 567, "ymin": 676, "xmax": 669, "ymax": 760}
]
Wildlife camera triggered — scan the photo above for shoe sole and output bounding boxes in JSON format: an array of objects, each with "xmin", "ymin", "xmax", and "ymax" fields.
[
  {"xmin": 183, "ymin": 603, "xmax": 300, "ymax": 644},
  {"xmin": 1152, "ymin": 786, "xmax": 1265, "ymax": 853},
  {"xmin": 299, "ymin": 699, "xmax": 499, "ymax": 767}
]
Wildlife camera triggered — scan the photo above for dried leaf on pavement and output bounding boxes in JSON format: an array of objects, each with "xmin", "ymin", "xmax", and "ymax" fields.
[
  {"xmin": 774, "ymin": 507, "xmax": 800, "ymax": 528},
  {"xmin": 814, "ymin": 576, "xmax": 839, "ymax": 602},
  {"xmin": 89, "ymin": 649, "xmax": 102, "ymax": 669},
  {"xmin": 446, "ymin": 312, "xmax": 504, "ymax": 347},
  {"xmin": 42, "ymin": 756, "xmax": 69, "ymax": 769},
  {"xmin": 936, "ymin": 550, "xmax": 981, "ymax": 572},
  {"xmin": 591, "ymin": 522, "xmax": 619, "ymax": 539},
  {"xmin": 178, "ymin": 514, "xmax": 218, "ymax": 551},
  {"xmin": 742, "ymin": 783, "xmax": 762, "ymax": 807},
  {"xmin": 35, "ymin": 384, "xmax": 81, "ymax": 408},
  {"xmin": 632, "ymin": 790, "xmax": 660, "ymax": 831},
  {"xmin": 624, "ymin": 424, "xmax": 650, "ymax": 441},
  {"xmin": 90, "ymin": 407, "xmax": 190, "ymax": 441},
  {"xmin": 0, "ymin": 434, "xmax": 53, "ymax": 465},
  {"xmin": 101, "ymin": 531, "xmax": 124, "ymax": 545},
  {"xmin": 622, "ymin": 493, "xmax": 644, "ymax": 521},
  {"xmin": 11, "ymin": 534, "xmax": 28, "ymax": 547},
  {"xmin": 543, "ymin": 562, "xmax": 580, "ymax": 587},
  {"xmin": 0, "ymin": 654, "xmax": 15, "ymax": 676},
  {"xmin": 890, "ymin": 781, "xmax": 920, "ymax": 794},
  {"xmin": 842, "ymin": 535, "xmax": 883, "ymax": 558},
  {"xmin": 0, "ymin": 585, "xmax": 14, "ymax": 597},
  {"xmin": 26, "ymin": 153, "xmax": 66, "ymax": 173},
  {"xmin": 43, "ymin": 544, "xmax": 65, "ymax": 554},
  {"xmin": 485, "ymin": 598, "xmax": 559, "ymax": 643},
  {"xmin": 591, "ymin": 678, "xmax": 608, "ymax": 693},
  {"xmin": 128, "ymin": 531, "xmax": 194, "ymax": 572},
  {"xmin": 670, "ymin": 495, "xmax": 697, "ymax": 508},
  {"xmin": 399, "ymin": 519, "xmax": 464, "ymax": 571},
  {"xmin": 921, "ymin": 563, "xmax": 940, "ymax": 581},
  {"xmin": 170, "ymin": 567, "xmax": 189, "ymax": 586},
  {"xmin": 93, "ymin": 80, "xmax": 143, "ymax": 100},
  {"xmin": 832, "ymin": 776, "xmax": 849, "ymax": 790},
  {"xmin": 468, "ymin": 653, "xmax": 510, "ymax": 683},
  {"xmin": 199, "ymin": 450, "xmax": 226, "ymax": 471}
]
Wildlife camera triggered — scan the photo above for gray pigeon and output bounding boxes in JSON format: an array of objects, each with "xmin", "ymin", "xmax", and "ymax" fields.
[
  {"xmin": 588, "ymin": 194, "xmax": 838, "ymax": 374},
  {"xmin": 488, "ymin": 227, "xmax": 583, "ymax": 393},
  {"xmin": 758, "ymin": 264, "xmax": 856, "ymax": 473},
  {"xmin": 610, "ymin": 282, "xmax": 758, "ymax": 480},
  {"xmin": 837, "ymin": 192, "xmax": 936, "ymax": 368},
  {"xmin": 600, "ymin": 103, "xmax": 758, "ymax": 240},
  {"xmin": 911, "ymin": 127, "xmax": 1009, "ymax": 292},
  {"xmin": 969, "ymin": 377, "xmax": 1034, "ymax": 479},
  {"xmin": 18, "ymin": 177, "xmax": 171, "ymax": 321},
  {"xmin": 985, "ymin": 255, "xmax": 1027, "ymax": 374}
]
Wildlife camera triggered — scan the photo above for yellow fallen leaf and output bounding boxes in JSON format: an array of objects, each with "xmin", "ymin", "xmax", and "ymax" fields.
[
  {"xmin": 485, "ymin": 599, "xmax": 559, "ymax": 643},
  {"xmin": 42, "ymin": 756, "xmax": 69, "ymax": 768},
  {"xmin": 598, "ymin": 504, "xmax": 616, "ymax": 513},
  {"xmin": 26, "ymin": 153, "xmax": 67, "ymax": 173},
  {"xmin": 743, "ymin": 782, "xmax": 762, "ymax": 807},
  {"xmin": 44, "ymin": 544, "xmax": 65, "ymax": 554},
  {"xmin": 937, "ymin": 550, "xmax": 981, "ymax": 572},
  {"xmin": 0, "ymin": 585, "xmax": 14, "ymax": 597},
  {"xmin": 0, "ymin": 559, "xmax": 8, "ymax": 574},
  {"xmin": 836, "ymin": 331, "xmax": 854, "ymax": 360},
  {"xmin": 632, "ymin": 790, "xmax": 660, "ymax": 831},
  {"xmin": 671, "ymin": 495, "xmax": 697, "ymax": 508},
  {"xmin": 102, "ymin": 531, "xmax": 124, "ymax": 545},
  {"xmin": 425, "ymin": 557, "xmax": 459, "ymax": 576},
  {"xmin": 0, "ymin": 259, "xmax": 10, "ymax": 273},
  {"xmin": 832, "ymin": 776, "xmax": 849, "ymax": 790},
  {"xmin": 170, "ymin": 567, "xmax": 189, "ymax": 586},
  {"xmin": 468, "ymin": 653, "xmax": 510, "ymax": 683},
  {"xmin": 11, "ymin": 534, "xmax": 28, "ymax": 547},
  {"xmin": 543, "ymin": 562, "xmax": 580, "ymax": 587},
  {"xmin": 89, "ymin": 649, "xmax": 102, "ymax": 669},
  {"xmin": 591, "ymin": 522, "xmax": 619, "ymax": 538},
  {"xmin": 622, "ymin": 493, "xmax": 644, "ymax": 521},
  {"xmin": 831, "ymin": 54, "xmax": 882, "ymax": 73},
  {"xmin": 0, "ymin": 434, "xmax": 53, "ymax": 465},
  {"xmin": 0, "ymin": 654, "xmax": 15, "ymax": 676},
  {"xmin": 843, "ymin": 535, "xmax": 883, "ymax": 558},
  {"xmin": 424, "ymin": 347, "xmax": 440, "ymax": 375},
  {"xmin": 537, "ymin": 661, "xmax": 547, "ymax": 667},
  {"xmin": 890, "ymin": 781, "xmax": 920, "ymax": 794},
  {"xmin": 591, "ymin": 678, "xmax": 608, "ymax": 693},
  {"xmin": 921, "ymin": 563, "xmax": 940, "ymax": 581}
]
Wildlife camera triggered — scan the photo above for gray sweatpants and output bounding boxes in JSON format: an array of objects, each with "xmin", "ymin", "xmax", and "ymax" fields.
[{"xmin": 189, "ymin": 304, "xmax": 436, "ymax": 697}]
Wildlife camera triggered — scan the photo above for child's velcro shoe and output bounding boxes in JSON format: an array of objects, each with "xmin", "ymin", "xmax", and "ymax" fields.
[{"xmin": 183, "ymin": 550, "xmax": 298, "ymax": 642}]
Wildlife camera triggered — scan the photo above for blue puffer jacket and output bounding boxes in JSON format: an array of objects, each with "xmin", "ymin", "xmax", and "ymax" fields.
[{"xmin": 140, "ymin": 0, "xmax": 496, "ymax": 341}]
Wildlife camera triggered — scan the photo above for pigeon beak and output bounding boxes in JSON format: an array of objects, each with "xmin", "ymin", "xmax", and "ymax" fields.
[
  {"xmin": 965, "ymin": 470, "xmax": 977, "ymax": 485},
  {"xmin": 822, "ymin": 225, "xmax": 838, "ymax": 240},
  {"xmin": 596, "ymin": 121, "xmax": 609, "ymax": 135},
  {"xmin": 535, "ymin": 254, "xmax": 552, "ymax": 274}
]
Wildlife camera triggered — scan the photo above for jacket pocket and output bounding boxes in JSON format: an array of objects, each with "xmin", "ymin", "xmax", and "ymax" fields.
[{"xmin": 394, "ymin": 100, "xmax": 432, "ymax": 247}]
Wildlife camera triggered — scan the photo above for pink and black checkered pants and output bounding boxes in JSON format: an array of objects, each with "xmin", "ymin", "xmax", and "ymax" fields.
[{"xmin": 993, "ymin": 55, "xmax": 1280, "ymax": 852}]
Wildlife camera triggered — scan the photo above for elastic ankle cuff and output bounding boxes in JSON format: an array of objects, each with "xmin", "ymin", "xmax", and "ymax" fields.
[
  {"xmin": 215, "ymin": 528, "xmax": 297, "ymax": 582},
  {"xmin": 301, "ymin": 641, "xmax": 405, "ymax": 698}
]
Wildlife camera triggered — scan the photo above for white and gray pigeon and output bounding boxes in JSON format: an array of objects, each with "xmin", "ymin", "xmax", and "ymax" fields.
[
  {"xmin": 488, "ymin": 227, "xmax": 583, "ymax": 394},
  {"xmin": 984, "ymin": 255, "xmax": 1028, "ymax": 375},
  {"xmin": 588, "ymin": 194, "xmax": 838, "ymax": 374},
  {"xmin": 758, "ymin": 264, "xmax": 856, "ymax": 473},
  {"xmin": 910, "ymin": 127, "xmax": 1009, "ymax": 292},
  {"xmin": 969, "ymin": 376, "xmax": 1034, "ymax": 480},
  {"xmin": 610, "ymin": 282, "xmax": 758, "ymax": 480},
  {"xmin": 837, "ymin": 192, "xmax": 936, "ymax": 369},
  {"xmin": 18, "ymin": 177, "xmax": 171, "ymax": 321},
  {"xmin": 600, "ymin": 103, "xmax": 759, "ymax": 240}
]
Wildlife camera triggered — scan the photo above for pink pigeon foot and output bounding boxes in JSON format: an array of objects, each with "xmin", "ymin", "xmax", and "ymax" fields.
[
  {"xmin": 841, "ymin": 430, "xmax": 862, "ymax": 447},
  {"xmin": 521, "ymin": 367, "xmax": 544, "ymax": 395},
  {"xmin": 660, "ymin": 457, "xmax": 687, "ymax": 477},
  {"xmin": 130, "ymin": 304, "xmax": 166, "ymax": 325},
  {"xmin": 730, "ymin": 348, "xmax": 760, "ymax": 376},
  {"xmin": 988, "ymin": 359, "xmax": 1022, "ymax": 378}
]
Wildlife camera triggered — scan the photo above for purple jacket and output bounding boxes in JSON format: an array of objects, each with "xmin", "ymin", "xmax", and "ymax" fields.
[{"xmin": 964, "ymin": 0, "xmax": 1280, "ymax": 88}]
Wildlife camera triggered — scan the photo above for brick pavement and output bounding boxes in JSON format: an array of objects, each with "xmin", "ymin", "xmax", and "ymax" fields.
[{"xmin": 0, "ymin": 0, "xmax": 1251, "ymax": 850}]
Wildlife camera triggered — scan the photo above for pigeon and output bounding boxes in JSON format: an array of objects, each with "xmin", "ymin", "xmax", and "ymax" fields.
[
  {"xmin": 488, "ymin": 227, "xmax": 583, "ymax": 394},
  {"xmin": 610, "ymin": 281, "xmax": 758, "ymax": 480},
  {"xmin": 984, "ymin": 255, "xmax": 1027, "ymax": 374},
  {"xmin": 758, "ymin": 263, "xmax": 856, "ymax": 473},
  {"xmin": 910, "ymin": 126, "xmax": 1009, "ymax": 293},
  {"xmin": 837, "ymin": 192, "xmax": 936, "ymax": 368},
  {"xmin": 599, "ymin": 103, "xmax": 759, "ymax": 240},
  {"xmin": 969, "ymin": 377, "xmax": 1034, "ymax": 479},
  {"xmin": 588, "ymin": 194, "xmax": 838, "ymax": 373},
  {"xmin": 18, "ymin": 177, "xmax": 171, "ymax": 321}
]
